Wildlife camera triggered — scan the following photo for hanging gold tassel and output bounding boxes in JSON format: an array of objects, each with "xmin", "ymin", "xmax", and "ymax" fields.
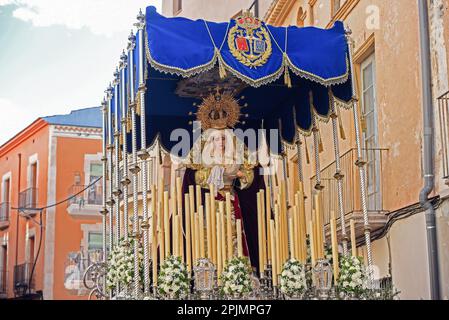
[
  {"xmin": 217, "ymin": 49, "xmax": 227, "ymax": 79},
  {"xmin": 304, "ymin": 136, "xmax": 310, "ymax": 164},
  {"xmin": 336, "ymin": 105, "xmax": 346, "ymax": 140},
  {"xmin": 283, "ymin": 53, "xmax": 292, "ymax": 88}
]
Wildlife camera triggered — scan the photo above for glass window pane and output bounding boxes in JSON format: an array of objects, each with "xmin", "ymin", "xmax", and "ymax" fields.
[
  {"xmin": 88, "ymin": 232, "xmax": 103, "ymax": 250},
  {"xmin": 90, "ymin": 163, "xmax": 102, "ymax": 177},
  {"xmin": 363, "ymin": 63, "xmax": 373, "ymax": 89}
]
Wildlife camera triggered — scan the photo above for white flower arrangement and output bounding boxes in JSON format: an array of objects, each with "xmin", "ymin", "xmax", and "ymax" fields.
[
  {"xmin": 280, "ymin": 259, "xmax": 307, "ymax": 297},
  {"xmin": 220, "ymin": 257, "xmax": 252, "ymax": 297},
  {"xmin": 337, "ymin": 256, "xmax": 367, "ymax": 296},
  {"xmin": 106, "ymin": 238, "xmax": 143, "ymax": 291},
  {"xmin": 158, "ymin": 256, "xmax": 190, "ymax": 299}
]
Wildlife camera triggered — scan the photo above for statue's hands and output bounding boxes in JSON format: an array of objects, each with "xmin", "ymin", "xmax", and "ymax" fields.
[{"xmin": 236, "ymin": 171, "xmax": 245, "ymax": 178}]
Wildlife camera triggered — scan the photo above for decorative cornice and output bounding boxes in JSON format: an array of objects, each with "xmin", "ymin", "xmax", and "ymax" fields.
[{"xmin": 326, "ymin": 0, "xmax": 360, "ymax": 29}]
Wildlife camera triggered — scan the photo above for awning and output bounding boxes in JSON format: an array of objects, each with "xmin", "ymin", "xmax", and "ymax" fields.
[{"xmin": 124, "ymin": 6, "xmax": 354, "ymax": 154}]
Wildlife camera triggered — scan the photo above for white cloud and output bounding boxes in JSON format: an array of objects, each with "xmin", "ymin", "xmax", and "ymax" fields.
[
  {"xmin": 0, "ymin": 97, "xmax": 38, "ymax": 146},
  {"xmin": 0, "ymin": 0, "xmax": 162, "ymax": 37}
]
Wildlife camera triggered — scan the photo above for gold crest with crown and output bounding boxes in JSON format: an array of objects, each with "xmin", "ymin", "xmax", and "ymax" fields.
[
  {"xmin": 196, "ymin": 89, "xmax": 242, "ymax": 130},
  {"xmin": 228, "ymin": 11, "xmax": 272, "ymax": 68}
]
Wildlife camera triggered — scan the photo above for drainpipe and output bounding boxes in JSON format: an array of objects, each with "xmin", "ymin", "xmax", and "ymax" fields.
[{"xmin": 417, "ymin": 0, "xmax": 440, "ymax": 300}]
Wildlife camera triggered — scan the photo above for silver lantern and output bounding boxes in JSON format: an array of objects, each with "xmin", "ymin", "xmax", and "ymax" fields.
[
  {"xmin": 193, "ymin": 258, "xmax": 216, "ymax": 299},
  {"xmin": 313, "ymin": 259, "xmax": 333, "ymax": 300}
]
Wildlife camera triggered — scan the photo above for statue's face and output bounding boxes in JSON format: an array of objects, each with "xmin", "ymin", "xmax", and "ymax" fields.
[{"xmin": 212, "ymin": 131, "xmax": 226, "ymax": 154}]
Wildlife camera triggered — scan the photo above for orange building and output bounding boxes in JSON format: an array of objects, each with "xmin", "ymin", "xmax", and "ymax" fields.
[{"xmin": 0, "ymin": 107, "xmax": 103, "ymax": 300}]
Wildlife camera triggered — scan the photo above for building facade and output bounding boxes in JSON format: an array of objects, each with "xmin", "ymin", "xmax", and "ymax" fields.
[
  {"xmin": 161, "ymin": 0, "xmax": 449, "ymax": 299},
  {"xmin": 0, "ymin": 107, "xmax": 103, "ymax": 300}
]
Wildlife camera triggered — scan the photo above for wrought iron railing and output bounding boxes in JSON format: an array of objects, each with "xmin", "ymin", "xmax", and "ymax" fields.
[
  {"xmin": 68, "ymin": 184, "xmax": 103, "ymax": 208},
  {"xmin": 311, "ymin": 148, "xmax": 389, "ymax": 226},
  {"xmin": 0, "ymin": 202, "xmax": 9, "ymax": 223},
  {"xmin": 18, "ymin": 188, "xmax": 38, "ymax": 209},
  {"xmin": 13, "ymin": 263, "xmax": 35, "ymax": 296},
  {"xmin": 438, "ymin": 90, "xmax": 449, "ymax": 180}
]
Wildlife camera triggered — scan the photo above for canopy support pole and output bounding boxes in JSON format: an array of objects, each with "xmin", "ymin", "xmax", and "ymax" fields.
[
  {"xmin": 346, "ymin": 30, "xmax": 374, "ymax": 287},
  {"xmin": 312, "ymin": 115, "xmax": 324, "ymax": 191},
  {"xmin": 128, "ymin": 30, "xmax": 144, "ymax": 300},
  {"xmin": 120, "ymin": 52, "xmax": 130, "ymax": 243},
  {"xmin": 137, "ymin": 10, "xmax": 150, "ymax": 299},
  {"xmin": 106, "ymin": 85, "xmax": 115, "ymax": 299},
  {"xmin": 112, "ymin": 69, "xmax": 123, "ymax": 294},
  {"xmin": 100, "ymin": 98, "xmax": 109, "ymax": 297},
  {"xmin": 329, "ymin": 90, "xmax": 349, "ymax": 257}
]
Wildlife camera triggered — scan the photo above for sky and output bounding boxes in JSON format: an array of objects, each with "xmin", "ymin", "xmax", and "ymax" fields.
[{"xmin": 0, "ymin": 0, "xmax": 162, "ymax": 145}]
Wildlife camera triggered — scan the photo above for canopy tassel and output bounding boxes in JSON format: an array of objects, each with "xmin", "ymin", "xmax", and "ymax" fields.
[
  {"xmin": 336, "ymin": 105, "xmax": 346, "ymax": 140},
  {"xmin": 283, "ymin": 54, "xmax": 292, "ymax": 88},
  {"xmin": 217, "ymin": 49, "xmax": 227, "ymax": 79},
  {"xmin": 304, "ymin": 136, "xmax": 310, "ymax": 164}
]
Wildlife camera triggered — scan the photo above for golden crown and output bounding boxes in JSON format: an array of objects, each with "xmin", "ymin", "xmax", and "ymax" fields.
[{"xmin": 196, "ymin": 89, "xmax": 243, "ymax": 130}]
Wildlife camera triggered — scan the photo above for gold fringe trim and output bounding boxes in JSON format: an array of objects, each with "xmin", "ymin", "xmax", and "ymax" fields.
[
  {"xmin": 304, "ymin": 136, "xmax": 310, "ymax": 164},
  {"xmin": 336, "ymin": 104, "xmax": 346, "ymax": 140},
  {"xmin": 283, "ymin": 54, "xmax": 292, "ymax": 88}
]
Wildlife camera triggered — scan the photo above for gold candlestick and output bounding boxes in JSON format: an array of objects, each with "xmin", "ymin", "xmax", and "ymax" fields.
[
  {"xmin": 309, "ymin": 221, "xmax": 317, "ymax": 268},
  {"xmin": 265, "ymin": 187, "xmax": 272, "ymax": 262},
  {"xmin": 257, "ymin": 192, "xmax": 263, "ymax": 274},
  {"xmin": 260, "ymin": 189, "xmax": 266, "ymax": 272}
]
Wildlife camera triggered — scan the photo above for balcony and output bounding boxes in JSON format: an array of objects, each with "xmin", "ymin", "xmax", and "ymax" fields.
[
  {"xmin": 0, "ymin": 202, "xmax": 9, "ymax": 230},
  {"xmin": 311, "ymin": 148, "xmax": 389, "ymax": 241},
  {"xmin": 64, "ymin": 250, "xmax": 104, "ymax": 294},
  {"xmin": 13, "ymin": 263, "xmax": 35, "ymax": 297},
  {"xmin": 0, "ymin": 269, "xmax": 7, "ymax": 298},
  {"xmin": 438, "ymin": 90, "xmax": 449, "ymax": 184},
  {"xmin": 67, "ymin": 184, "xmax": 103, "ymax": 218},
  {"xmin": 18, "ymin": 188, "xmax": 38, "ymax": 217}
]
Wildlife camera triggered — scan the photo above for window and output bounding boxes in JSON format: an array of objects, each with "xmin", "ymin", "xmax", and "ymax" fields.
[
  {"xmin": 30, "ymin": 162, "xmax": 37, "ymax": 205},
  {"xmin": 88, "ymin": 232, "xmax": 103, "ymax": 251},
  {"xmin": 173, "ymin": 0, "xmax": 182, "ymax": 15},
  {"xmin": 331, "ymin": 0, "xmax": 341, "ymax": 17},
  {"xmin": 28, "ymin": 236, "xmax": 35, "ymax": 264},
  {"xmin": 87, "ymin": 163, "xmax": 102, "ymax": 205},
  {"xmin": 3, "ymin": 178, "xmax": 10, "ymax": 203},
  {"xmin": 361, "ymin": 53, "xmax": 381, "ymax": 211},
  {"xmin": 297, "ymin": 7, "xmax": 305, "ymax": 27}
]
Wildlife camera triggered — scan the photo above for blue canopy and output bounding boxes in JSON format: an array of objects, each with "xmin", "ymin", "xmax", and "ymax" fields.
[{"xmin": 133, "ymin": 6, "xmax": 353, "ymax": 154}]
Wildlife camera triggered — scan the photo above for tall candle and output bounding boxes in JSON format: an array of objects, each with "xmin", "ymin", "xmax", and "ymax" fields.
[
  {"xmin": 196, "ymin": 185, "xmax": 202, "ymax": 212},
  {"xmin": 298, "ymin": 186, "xmax": 307, "ymax": 263},
  {"xmin": 158, "ymin": 202, "xmax": 165, "ymax": 263},
  {"xmin": 225, "ymin": 193, "xmax": 233, "ymax": 260},
  {"xmin": 163, "ymin": 191, "xmax": 170, "ymax": 257},
  {"xmin": 260, "ymin": 189, "xmax": 266, "ymax": 272},
  {"xmin": 313, "ymin": 193, "xmax": 324, "ymax": 258},
  {"xmin": 210, "ymin": 184, "xmax": 217, "ymax": 265},
  {"xmin": 265, "ymin": 187, "xmax": 272, "ymax": 262},
  {"xmin": 205, "ymin": 193, "xmax": 212, "ymax": 259},
  {"xmin": 274, "ymin": 204, "xmax": 281, "ymax": 276},
  {"xmin": 176, "ymin": 177, "xmax": 182, "ymax": 217},
  {"xmin": 288, "ymin": 216, "xmax": 295, "ymax": 260},
  {"xmin": 219, "ymin": 201, "xmax": 226, "ymax": 265},
  {"xmin": 270, "ymin": 220, "xmax": 277, "ymax": 286},
  {"xmin": 199, "ymin": 205, "xmax": 205, "ymax": 258},
  {"xmin": 152, "ymin": 201, "xmax": 159, "ymax": 286},
  {"xmin": 236, "ymin": 219, "xmax": 243, "ymax": 257},
  {"xmin": 309, "ymin": 221, "xmax": 317, "ymax": 268},
  {"xmin": 257, "ymin": 192, "xmax": 263, "ymax": 275},
  {"xmin": 330, "ymin": 215, "xmax": 339, "ymax": 285},
  {"xmin": 178, "ymin": 214, "xmax": 184, "ymax": 262},
  {"xmin": 216, "ymin": 210, "xmax": 222, "ymax": 284},
  {"xmin": 173, "ymin": 212, "xmax": 179, "ymax": 257},
  {"xmin": 350, "ymin": 219, "xmax": 357, "ymax": 257},
  {"xmin": 184, "ymin": 193, "xmax": 192, "ymax": 272},
  {"xmin": 194, "ymin": 212, "xmax": 200, "ymax": 264}
]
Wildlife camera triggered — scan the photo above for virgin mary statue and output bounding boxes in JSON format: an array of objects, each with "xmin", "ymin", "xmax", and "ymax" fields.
[{"xmin": 182, "ymin": 90, "xmax": 266, "ymax": 273}]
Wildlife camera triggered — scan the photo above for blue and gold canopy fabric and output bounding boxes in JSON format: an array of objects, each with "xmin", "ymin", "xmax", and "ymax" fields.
[{"xmin": 133, "ymin": 6, "xmax": 353, "ymax": 154}]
